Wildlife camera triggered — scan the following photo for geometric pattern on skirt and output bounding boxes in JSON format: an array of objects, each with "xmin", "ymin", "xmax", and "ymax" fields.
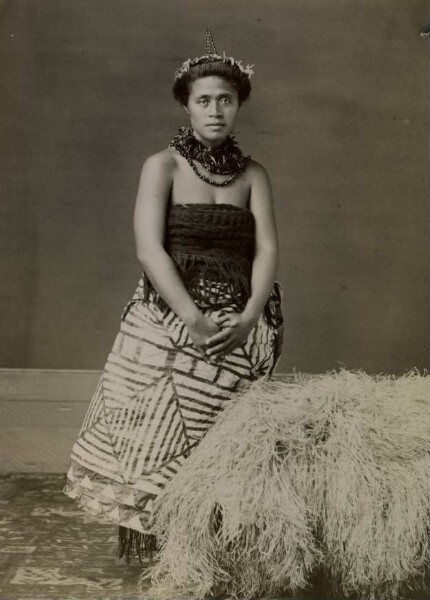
[{"xmin": 63, "ymin": 275, "xmax": 283, "ymax": 534}]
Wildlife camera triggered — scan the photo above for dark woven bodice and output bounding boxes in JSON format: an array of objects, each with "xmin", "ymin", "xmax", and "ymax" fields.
[
  {"xmin": 165, "ymin": 203, "xmax": 255, "ymax": 271},
  {"xmin": 143, "ymin": 203, "xmax": 255, "ymax": 310}
]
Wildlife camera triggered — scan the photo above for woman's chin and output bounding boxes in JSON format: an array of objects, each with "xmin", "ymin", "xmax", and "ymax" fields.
[{"xmin": 200, "ymin": 129, "xmax": 231, "ymax": 146}]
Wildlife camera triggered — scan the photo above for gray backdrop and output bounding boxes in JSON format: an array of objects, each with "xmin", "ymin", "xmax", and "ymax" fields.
[{"xmin": 1, "ymin": 0, "xmax": 429, "ymax": 374}]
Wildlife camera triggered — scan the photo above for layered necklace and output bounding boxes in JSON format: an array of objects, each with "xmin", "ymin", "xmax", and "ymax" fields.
[{"xmin": 168, "ymin": 126, "xmax": 250, "ymax": 187}]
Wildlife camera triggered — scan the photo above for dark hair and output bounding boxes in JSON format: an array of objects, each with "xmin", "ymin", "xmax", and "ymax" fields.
[{"xmin": 172, "ymin": 60, "xmax": 252, "ymax": 106}]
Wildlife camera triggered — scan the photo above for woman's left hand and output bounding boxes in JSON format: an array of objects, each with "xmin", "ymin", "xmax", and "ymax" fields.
[{"xmin": 204, "ymin": 312, "xmax": 256, "ymax": 358}]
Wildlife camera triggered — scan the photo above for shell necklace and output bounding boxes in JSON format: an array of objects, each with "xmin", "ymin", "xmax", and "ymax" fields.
[{"xmin": 168, "ymin": 126, "xmax": 250, "ymax": 187}]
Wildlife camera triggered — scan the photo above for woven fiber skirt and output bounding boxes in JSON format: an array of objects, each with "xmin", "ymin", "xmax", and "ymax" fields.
[{"xmin": 63, "ymin": 275, "xmax": 284, "ymax": 561}]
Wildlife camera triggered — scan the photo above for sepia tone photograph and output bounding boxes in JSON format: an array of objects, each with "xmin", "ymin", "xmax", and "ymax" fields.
[{"xmin": 0, "ymin": 1, "xmax": 429, "ymax": 599}]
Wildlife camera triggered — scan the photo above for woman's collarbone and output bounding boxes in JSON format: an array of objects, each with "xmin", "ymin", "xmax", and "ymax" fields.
[{"xmin": 171, "ymin": 168, "xmax": 251, "ymax": 208}]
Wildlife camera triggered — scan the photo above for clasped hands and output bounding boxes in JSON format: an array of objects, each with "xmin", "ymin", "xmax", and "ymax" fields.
[{"xmin": 186, "ymin": 311, "xmax": 255, "ymax": 360}]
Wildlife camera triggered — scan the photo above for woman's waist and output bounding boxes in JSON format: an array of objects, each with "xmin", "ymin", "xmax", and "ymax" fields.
[
  {"xmin": 128, "ymin": 272, "xmax": 283, "ymax": 329},
  {"xmin": 166, "ymin": 248, "xmax": 253, "ymax": 273},
  {"xmin": 144, "ymin": 273, "xmax": 249, "ymax": 310}
]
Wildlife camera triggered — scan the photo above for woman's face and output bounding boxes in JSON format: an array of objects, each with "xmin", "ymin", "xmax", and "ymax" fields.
[{"xmin": 185, "ymin": 76, "xmax": 240, "ymax": 148}]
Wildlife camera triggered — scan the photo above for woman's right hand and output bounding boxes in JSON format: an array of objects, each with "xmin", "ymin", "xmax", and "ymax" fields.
[{"xmin": 186, "ymin": 313, "xmax": 221, "ymax": 355}]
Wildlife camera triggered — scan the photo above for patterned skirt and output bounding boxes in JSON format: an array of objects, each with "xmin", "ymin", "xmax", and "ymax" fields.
[{"xmin": 63, "ymin": 274, "xmax": 284, "ymax": 561}]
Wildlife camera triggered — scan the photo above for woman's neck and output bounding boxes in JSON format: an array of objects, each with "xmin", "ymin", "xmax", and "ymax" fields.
[{"xmin": 191, "ymin": 128, "xmax": 227, "ymax": 150}]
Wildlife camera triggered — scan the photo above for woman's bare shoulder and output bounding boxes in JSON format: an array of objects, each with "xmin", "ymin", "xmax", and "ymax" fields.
[
  {"xmin": 245, "ymin": 159, "xmax": 271, "ymax": 183},
  {"xmin": 140, "ymin": 147, "xmax": 178, "ymax": 175}
]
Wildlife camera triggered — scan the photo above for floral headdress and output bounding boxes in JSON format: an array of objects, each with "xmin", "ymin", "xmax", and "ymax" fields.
[{"xmin": 174, "ymin": 28, "xmax": 254, "ymax": 81}]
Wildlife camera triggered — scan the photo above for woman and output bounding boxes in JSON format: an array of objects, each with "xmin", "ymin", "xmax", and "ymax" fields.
[{"xmin": 63, "ymin": 30, "xmax": 284, "ymax": 564}]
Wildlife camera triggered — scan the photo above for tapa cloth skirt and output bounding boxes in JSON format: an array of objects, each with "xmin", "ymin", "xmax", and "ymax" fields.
[{"xmin": 63, "ymin": 274, "xmax": 284, "ymax": 535}]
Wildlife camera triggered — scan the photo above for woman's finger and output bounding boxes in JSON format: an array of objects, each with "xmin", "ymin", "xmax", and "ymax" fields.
[
  {"xmin": 195, "ymin": 346, "xmax": 208, "ymax": 359},
  {"xmin": 206, "ymin": 337, "xmax": 236, "ymax": 355},
  {"xmin": 211, "ymin": 314, "xmax": 231, "ymax": 327},
  {"xmin": 209, "ymin": 341, "xmax": 236, "ymax": 357},
  {"xmin": 206, "ymin": 341, "xmax": 229, "ymax": 355},
  {"xmin": 205, "ymin": 327, "xmax": 232, "ymax": 347}
]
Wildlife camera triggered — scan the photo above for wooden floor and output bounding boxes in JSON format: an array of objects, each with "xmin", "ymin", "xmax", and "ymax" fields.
[
  {"xmin": 0, "ymin": 473, "xmax": 148, "ymax": 600},
  {"xmin": 0, "ymin": 473, "xmax": 428, "ymax": 600}
]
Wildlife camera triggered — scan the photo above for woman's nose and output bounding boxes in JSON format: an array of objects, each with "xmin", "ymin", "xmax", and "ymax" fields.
[{"xmin": 208, "ymin": 101, "xmax": 222, "ymax": 116}]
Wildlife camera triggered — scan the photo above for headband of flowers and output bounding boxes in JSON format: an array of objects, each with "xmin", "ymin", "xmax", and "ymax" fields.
[{"xmin": 174, "ymin": 28, "xmax": 255, "ymax": 81}]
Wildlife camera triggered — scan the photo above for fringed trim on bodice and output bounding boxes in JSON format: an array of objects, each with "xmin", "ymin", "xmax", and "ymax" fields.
[{"xmin": 142, "ymin": 251, "xmax": 253, "ymax": 310}]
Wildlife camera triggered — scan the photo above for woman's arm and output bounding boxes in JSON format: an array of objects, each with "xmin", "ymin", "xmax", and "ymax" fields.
[
  {"xmin": 241, "ymin": 160, "xmax": 279, "ymax": 326},
  {"xmin": 133, "ymin": 151, "xmax": 220, "ymax": 348},
  {"xmin": 205, "ymin": 160, "xmax": 279, "ymax": 357}
]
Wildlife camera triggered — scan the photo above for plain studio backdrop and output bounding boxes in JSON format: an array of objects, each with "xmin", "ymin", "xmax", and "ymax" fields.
[{"xmin": 1, "ymin": 0, "xmax": 429, "ymax": 376}]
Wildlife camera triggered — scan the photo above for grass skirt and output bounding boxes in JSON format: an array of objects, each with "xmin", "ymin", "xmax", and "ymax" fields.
[{"xmin": 140, "ymin": 368, "xmax": 429, "ymax": 600}]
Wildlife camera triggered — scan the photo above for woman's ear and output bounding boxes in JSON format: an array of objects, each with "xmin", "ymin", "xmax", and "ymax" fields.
[{"xmin": 183, "ymin": 104, "xmax": 190, "ymax": 116}]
